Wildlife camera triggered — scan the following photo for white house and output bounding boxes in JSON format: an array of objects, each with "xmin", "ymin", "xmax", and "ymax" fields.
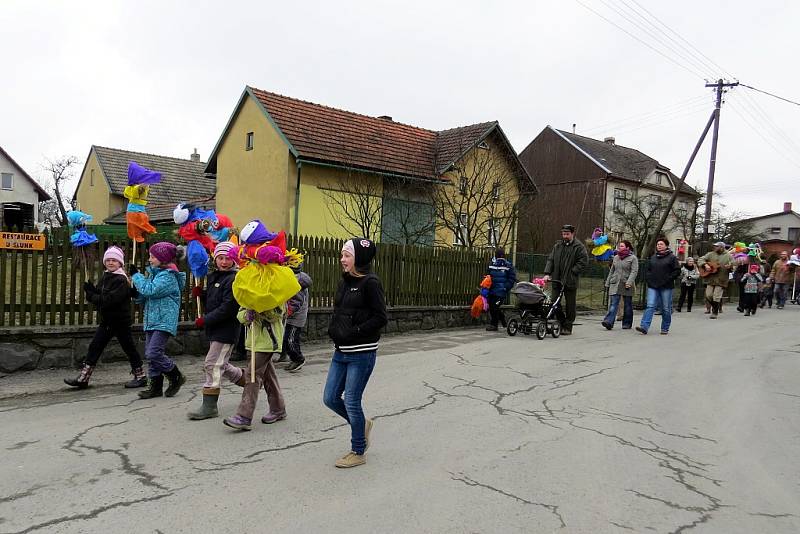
[
  {"xmin": 730, "ymin": 202, "xmax": 800, "ymax": 243},
  {"xmin": 0, "ymin": 147, "xmax": 51, "ymax": 230}
]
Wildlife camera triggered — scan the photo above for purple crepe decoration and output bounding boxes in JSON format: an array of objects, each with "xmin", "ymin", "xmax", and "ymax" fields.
[{"xmin": 127, "ymin": 161, "xmax": 163, "ymax": 185}]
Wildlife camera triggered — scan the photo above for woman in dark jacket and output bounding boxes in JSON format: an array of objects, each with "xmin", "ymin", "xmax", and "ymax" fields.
[
  {"xmin": 323, "ymin": 237, "xmax": 387, "ymax": 468},
  {"xmin": 636, "ymin": 238, "xmax": 681, "ymax": 335},
  {"xmin": 65, "ymin": 246, "xmax": 145, "ymax": 389},
  {"xmin": 188, "ymin": 241, "xmax": 244, "ymax": 420}
]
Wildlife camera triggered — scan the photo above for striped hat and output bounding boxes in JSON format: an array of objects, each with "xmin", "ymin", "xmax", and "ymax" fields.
[{"xmin": 213, "ymin": 241, "xmax": 235, "ymax": 259}]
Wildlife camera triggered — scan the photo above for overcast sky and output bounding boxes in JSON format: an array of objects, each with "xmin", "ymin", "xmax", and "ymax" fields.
[{"xmin": 2, "ymin": 0, "xmax": 799, "ymax": 219}]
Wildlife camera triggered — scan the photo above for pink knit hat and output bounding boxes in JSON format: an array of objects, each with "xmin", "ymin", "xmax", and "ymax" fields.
[
  {"xmin": 103, "ymin": 246, "xmax": 125, "ymax": 264},
  {"xmin": 213, "ymin": 241, "xmax": 235, "ymax": 259},
  {"xmin": 149, "ymin": 242, "xmax": 177, "ymax": 264}
]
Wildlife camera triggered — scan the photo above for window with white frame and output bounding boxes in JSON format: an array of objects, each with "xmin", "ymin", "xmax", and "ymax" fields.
[
  {"xmin": 487, "ymin": 218, "xmax": 498, "ymax": 247},
  {"xmin": 677, "ymin": 200, "xmax": 688, "ymax": 217},
  {"xmin": 245, "ymin": 132, "xmax": 254, "ymax": 151},
  {"xmin": 492, "ymin": 182, "xmax": 500, "ymax": 201},
  {"xmin": 770, "ymin": 226, "xmax": 781, "ymax": 234},
  {"xmin": 648, "ymin": 194, "xmax": 662, "ymax": 216},
  {"xmin": 454, "ymin": 213, "xmax": 468, "ymax": 246},
  {"xmin": 1, "ymin": 173, "xmax": 12, "ymax": 190},
  {"xmin": 613, "ymin": 188, "xmax": 626, "ymax": 213},
  {"xmin": 458, "ymin": 176, "xmax": 467, "ymax": 195}
]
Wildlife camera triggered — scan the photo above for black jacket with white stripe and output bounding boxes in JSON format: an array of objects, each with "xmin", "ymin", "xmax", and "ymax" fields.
[{"xmin": 328, "ymin": 271, "xmax": 387, "ymax": 353}]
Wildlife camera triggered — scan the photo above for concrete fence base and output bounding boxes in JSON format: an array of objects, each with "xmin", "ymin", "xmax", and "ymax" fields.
[{"xmin": 0, "ymin": 306, "xmax": 486, "ymax": 373}]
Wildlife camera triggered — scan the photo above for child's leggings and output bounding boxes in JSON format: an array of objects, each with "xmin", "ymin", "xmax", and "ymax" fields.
[{"xmin": 202, "ymin": 342, "xmax": 243, "ymax": 394}]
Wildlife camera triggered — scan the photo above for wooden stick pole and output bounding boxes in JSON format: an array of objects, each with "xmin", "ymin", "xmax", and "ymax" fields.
[
  {"xmin": 132, "ymin": 240, "xmax": 137, "ymax": 265},
  {"xmin": 194, "ymin": 276, "xmax": 202, "ymax": 319},
  {"xmin": 250, "ymin": 322, "xmax": 256, "ymax": 384}
]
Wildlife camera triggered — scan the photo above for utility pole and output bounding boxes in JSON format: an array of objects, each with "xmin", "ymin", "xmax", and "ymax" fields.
[{"xmin": 700, "ymin": 79, "xmax": 738, "ymax": 254}]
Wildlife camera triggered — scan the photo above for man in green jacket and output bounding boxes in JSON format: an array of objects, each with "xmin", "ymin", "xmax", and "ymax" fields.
[
  {"xmin": 543, "ymin": 224, "xmax": 589, "ymax": 335},
  {"xmin": 697, "ymin": 241, "xmax": 733, "ymax": 319}
]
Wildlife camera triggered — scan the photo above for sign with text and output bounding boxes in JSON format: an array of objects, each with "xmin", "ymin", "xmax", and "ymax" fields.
[{"xmin": 0, "ymin": 232, "xmax": 46, "ymax": 250}]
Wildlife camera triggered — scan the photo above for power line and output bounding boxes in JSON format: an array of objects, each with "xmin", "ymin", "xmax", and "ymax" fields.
[
  {"xmin": 628, "ymin": 0, "xmax": 736, "ymax": 79},
  {"xmin": 572, "ymin": 0, "xmax": 707, "ymax": 80},
  {"xmin": 582, "ymin": 95, "xmax": 708, "ymax": 133},
  {"xmin": 736, "ymin": 89, "xmax": 800, "ymax": 155},
  {"xmin": 728, "ymin": 102, "xmax": 800, "ymax": 170},
  {"xmin": 596, "ymin": 0, "xmax": 716, "ymax": 78},
  {"xmin": 609, "ymin": 102, "xmax": 710, "ymax": 136},
  {"xmin": 740, "ymin": 83, "xmax": 800, "ymax": 107}
]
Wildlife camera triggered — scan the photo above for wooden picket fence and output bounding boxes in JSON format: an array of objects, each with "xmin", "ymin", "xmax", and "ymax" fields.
[{"xmin": 1, "ymin": 228, "xmax": 493, "ymax": 328}]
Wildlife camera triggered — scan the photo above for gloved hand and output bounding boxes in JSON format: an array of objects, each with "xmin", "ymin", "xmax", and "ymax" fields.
[
  {"xmin": 191, "ymin": 286, "xmax": 203, "ymax": 298},
  {"xmin": 195, "ymin": 317, "xmax": 205, "ymax": 328},
  {"xmin": 83, "ymin": 281, "xmax": 96, "ymax": 294},
  {"xmin": 128, "ymin": 264, "xmax": 139, "ymax": 276},
  {"xmin": 244, "ymin": 309, "xmax": 256, "ymax": 324}
]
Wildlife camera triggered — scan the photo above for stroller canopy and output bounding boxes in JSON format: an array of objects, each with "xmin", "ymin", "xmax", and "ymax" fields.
[{"xmin": 511, "ymin": 282, "xmax": 546, "ymax": 305}]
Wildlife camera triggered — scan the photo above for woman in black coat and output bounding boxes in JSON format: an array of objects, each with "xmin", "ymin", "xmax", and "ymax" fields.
[{"xmin": 636, "ymin": 238, "xmax": 680, "ymax": 335}]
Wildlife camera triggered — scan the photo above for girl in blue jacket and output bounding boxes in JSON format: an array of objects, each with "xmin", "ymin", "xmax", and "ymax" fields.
[{"xmin": 131, "ymin": 242, "xmax": 188, "ymax": 399}]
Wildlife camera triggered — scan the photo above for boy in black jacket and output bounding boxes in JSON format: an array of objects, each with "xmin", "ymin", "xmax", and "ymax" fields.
[
  {"xmin": 323, "ymin": 237, "xmax": 387, "ymax": 468},
  {"xmin": 188, "ymin": 241, "xmax": 245, "ymax": 420},
  {"xmin": 65, "ymin": 246, "xmax": 145, "ymax": 388}
]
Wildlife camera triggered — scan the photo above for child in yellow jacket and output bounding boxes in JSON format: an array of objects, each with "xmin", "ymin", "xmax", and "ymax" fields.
[{"xmin": 222, "ymin": 306, "xmax": 286, "ymax": 431}]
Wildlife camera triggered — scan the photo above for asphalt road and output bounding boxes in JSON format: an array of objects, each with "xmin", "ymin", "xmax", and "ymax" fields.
[{"xmin": 1, "ymin": 307, "xmax": 799, "ymax": 533}]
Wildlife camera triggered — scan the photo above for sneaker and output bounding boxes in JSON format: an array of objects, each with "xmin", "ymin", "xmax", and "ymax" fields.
[
  {"xmin": 710, "ymin": 313, "xmax": 718, "ymax": 319},
  {"xmin": 635, "ymin": 326, "xmax": 647, "ymax": 335},
  {"xmin": 660, "ymin": 331, "xmax": 669, "ymax": 335},
  {"xmin": 274, "ymin": 354, "xmax": 289, "ymax": 363},
  {"xmin": 601, "ymin": 321, "xmax": 612, "ymax": 330},
  {"xmin": 223, "ymin": 415, "xmax": 252, "ymax": 431},
  {"xmin": 335, "ymin": 452, "xmax": 366, "ymax": 468},
  {"xmin": 365, "ymin": 418, "xmax": 374, "ymax": 451},
  {"xmin": 124, "ymin": 367, "xmax": 147, "ymax": 388},
  {"xmin": 286, "ymin": 361, "xmax": 305, "ymax": 373},
  {"xmin": 675, "ymin": 308, "xmax": 682, "ymax": 313},
  {"xmin": 260, "ymin": 411, "xmax": 286, "ymax": 424},
  {"xmin": 621, "ymin": 326, "xmax": 632, "ymax": 330},
  {"xmin": 485, "ymin": 325, "xmax": 498, "ymax": 331},
  {"xmin": 744, "ymin": 310, "xmax": 750, "ymax": 317}
]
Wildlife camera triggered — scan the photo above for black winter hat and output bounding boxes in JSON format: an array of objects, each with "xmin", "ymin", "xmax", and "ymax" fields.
[{"xmin": 351, "ymin": 237, "xmax": 376, "ymax": 270}]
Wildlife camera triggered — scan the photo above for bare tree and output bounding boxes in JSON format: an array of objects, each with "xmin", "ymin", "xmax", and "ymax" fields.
[
  {"xmin": 430, "ymin": 135, "xmax": 527, "ymax": 249},
  {"xmin": 319, "ymin": 170, "xmax": 383, "ymax": 240},
  {"xmin": 380, "ymin": 179, "xmax": 437, "ymax": 245},
  {"xmin": 40, "ymin": 156, "xmax": 79, "ymax": 226},
  {"xmin": 606, "ymin": 191, "xmax": 673, "ymax": 257}
]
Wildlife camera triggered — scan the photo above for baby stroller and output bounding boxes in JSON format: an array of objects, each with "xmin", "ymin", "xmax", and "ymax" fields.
[{"xmin": 507, "ymin": 280, "xmax": 565, "ymax": 340}]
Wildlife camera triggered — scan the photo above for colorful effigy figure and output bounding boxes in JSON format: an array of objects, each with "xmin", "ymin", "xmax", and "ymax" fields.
[
  {"xmin": 732, "ymin": 242, "xmax": 750, "ymax": 266},
  {"xmin": 228, "ymin": 219, "xmax": 302, "ymax": 313},
  {"xmin": 173, "ymin": 202, "xmax": 219, "ymax": 279},
  {"xmin": 125, "ymin": 162, "xmax": 161, "ymax": 243},
  {"xmin": 589, "ymin": 228, "xmax": 614, "ymax": 262},
  {"xmin": 67, "ymin": 210, "xmax": 99, "ymax": 278}
]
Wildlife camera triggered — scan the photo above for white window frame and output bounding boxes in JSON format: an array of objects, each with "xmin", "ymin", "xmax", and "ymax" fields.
[
  {"xmin": 487, "ymin": 218, "xmax": 498, "ymax": 247},
  {"xmin": 454, "ymin": 213, "xmax": 468, "ymax": 246},
  {"xmin": 677, "ymin": 200, "xmax": 688, "ymax": 217},
  {"xmin": 770, "ymin": 226, "xmax": 781, "ymax": 234},
  {"xmin": 1, "ymin": 173, "xmax": 13, "ymax": 190},
  {"xmin": 477, "ymin": 141, "xmax": 489, "ymax": 150},
  {"xmin": 245, "ymin": 132, "xmax": 254, "ymax": 151},
  {"xmin": 613, "ymin": 188, "xmax": 626, "ymax": 213}
]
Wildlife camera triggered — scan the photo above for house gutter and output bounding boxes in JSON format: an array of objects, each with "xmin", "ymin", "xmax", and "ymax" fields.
[
  {"xmin": 295, "ymin": 158, "xmax": 446, "ymax": 185},
  {"xmin": 293, "ymin": 161, "xmax": 302, "ymax": 236}
]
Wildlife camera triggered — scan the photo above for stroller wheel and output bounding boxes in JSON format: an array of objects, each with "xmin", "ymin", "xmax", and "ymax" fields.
[
  {"xmin": 551, "ymin": 322, "xmax": 561, "ymax": 338},
  {"xmin": 506, "ymin": 319, "xmax": 519, "ymax": 336},
  {"xmin": 535, "ymin": 321, "xmax": 547, "ymax": 340}
]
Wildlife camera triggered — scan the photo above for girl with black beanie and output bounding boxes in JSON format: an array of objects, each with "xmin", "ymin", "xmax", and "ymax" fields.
[{"xmin": 323, "ymin": 237, "xmax": 387, "ymax": 468}]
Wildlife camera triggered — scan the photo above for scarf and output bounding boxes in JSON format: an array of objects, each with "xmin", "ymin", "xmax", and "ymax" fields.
[
  {"xmin": 655, "ymin": 248, "xmax": 672, "ymax": 258},
  {"xmin": 106, "ymin": 266, "xmax": 128, "ymax": 278},
  {"xmin": 617, "ymin": 249, "xmax": 631, "ymax": 260}
]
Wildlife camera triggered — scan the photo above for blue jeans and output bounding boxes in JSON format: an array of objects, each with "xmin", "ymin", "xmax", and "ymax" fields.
[
  {"xmin": 144, "ymin": 330, "xmax": 176, "ymax": 378},
  {"xmin": 640, "ymin": 288, "xmax": 673, "ymax": 332},
  {"xmin": 603, "ymin": 294, "xmax": 633, "ymax": 328},
  {"xmin": 775, "ymin": 283, "xmax": 788, "ymax": 306},
  {"xmin": 323, "ymin": 350, "xmax": 376, "ymax": 455}
]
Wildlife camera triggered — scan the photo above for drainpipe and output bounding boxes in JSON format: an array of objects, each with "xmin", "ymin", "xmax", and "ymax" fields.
[{"xmin": 293, "ymin": 161, "xmax": 302, "ymax": 236}]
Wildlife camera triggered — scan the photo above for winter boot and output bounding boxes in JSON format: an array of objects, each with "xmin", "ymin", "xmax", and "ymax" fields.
[
  {"xmin": 138, "ymin": 375, "xmax": 164, "ymax": 399},
  {"xmin": 164, "ymin": 366, "xmax": 186, "ymax": 398},
  {"xmin": 744, "ymin": 310, "xmax": 751, "ymax": 317},
  {"xmin": 124, "ymin": 367, "xmax": 147, "ymax": 388},
  {"xmin": 64, "ymin": 363, "xmax": 94, "ymax": 389},
  {"xmin": 710, "ymin": 301, "xmax": 719, "ymax": 319},
  {"xmin": 187, "ymin": 393, "xmax": 219, "ymax": 420}
]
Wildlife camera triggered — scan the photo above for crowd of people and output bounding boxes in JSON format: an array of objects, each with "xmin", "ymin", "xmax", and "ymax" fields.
[
  {"xmin": 483, "ymin": 224, "xmax": 799, "ymax": 338},
  {"xmin": 64, "ymin": 233, "xmax": 386, "ymax": 469}
]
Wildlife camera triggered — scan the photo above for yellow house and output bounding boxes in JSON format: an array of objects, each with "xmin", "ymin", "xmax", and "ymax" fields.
[
  {"xmin": 206, "ymin": 86, "xmax": 536, "ymax": 248},
  {"xmin": 73, "ymin": 146, "xmax": 214, "ymax": 223}
]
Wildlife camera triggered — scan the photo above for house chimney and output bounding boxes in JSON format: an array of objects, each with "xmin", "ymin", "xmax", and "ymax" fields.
[
  {"xmin": 377, "ymin": 115, "xmax": 393, "ymax": 121},
  {"xmin": 784, "ymin": 201, "xmax": 792, "ymax": 213},
  {"xmin": 604, "ymin": 137, "xmax": 615, "ymax": 145},
  {"xmin": 190, "ymin": 148, "xmax": 200, "ymax": 162}
]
